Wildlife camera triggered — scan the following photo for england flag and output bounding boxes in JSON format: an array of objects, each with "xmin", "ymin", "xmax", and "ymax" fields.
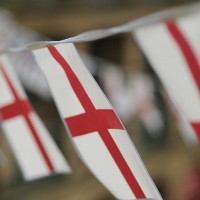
[
  {"xmin": 0, "ymin": 55, "xmax": 71, "ymax": 181},
  {"xmin": 134, "ymin": 12, "xmax": 200, "ymax": 141},
  {"xmin": 33, "ymin": 43, "xmax": 162, "ymax": 200}
]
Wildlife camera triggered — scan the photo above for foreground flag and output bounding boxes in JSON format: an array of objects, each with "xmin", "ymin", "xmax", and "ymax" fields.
[
  {"xmin": 0, "ymin": 55, "xmax": 71, "ymax": 181},
  {"xmin": 33, "ymin": 43, "xmax": 162, "ymax": 200},
  {"xmin": 134, "ymin": 12, "xmax": 200, "ymax": 141}
]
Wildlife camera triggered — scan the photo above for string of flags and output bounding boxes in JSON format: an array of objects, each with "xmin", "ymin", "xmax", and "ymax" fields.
[{"xmin": 0, "ymin": 2, "xmax": 199, "ymax": 199}]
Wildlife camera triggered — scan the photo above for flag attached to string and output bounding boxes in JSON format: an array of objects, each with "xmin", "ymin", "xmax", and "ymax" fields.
[
  {"xmin": 33, "ymin": 43, "xmax": 162, "ymax": 200},
  {"xmin": 134, "ymin": 12, "xmax": 200, "ymax": 141},
  {"xmin": 0, "ymin": 55, "xmax": 71, "ymax": 181}
]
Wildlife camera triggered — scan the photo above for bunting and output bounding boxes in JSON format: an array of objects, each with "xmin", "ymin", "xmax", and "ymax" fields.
[{"xmin": 0, "ymin": 2, "xmax": 199, "ymax": 199}]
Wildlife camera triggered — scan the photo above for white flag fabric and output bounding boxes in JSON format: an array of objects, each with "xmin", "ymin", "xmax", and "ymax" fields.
[
  {"xmin": 0, "ymin": 55, "xmax": 71, "ymax": 181},
  {"xmin": 33, "ymin": 43, "xmax": 162, "ymax": 200},
  {"xmin": 134, "ymin": 12, "xmax": 200, "ymax": 141}
]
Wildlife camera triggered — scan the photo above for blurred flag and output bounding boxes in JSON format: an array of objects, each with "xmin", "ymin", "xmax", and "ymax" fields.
[
  {"xmin": 33, "ymin": 43, "xmax": 162, "ymax": 200},
  {"xmin": 0, "ymin": 55, "xmax": 71, "ymax": 181},
  {"xmin": 83, "ymin": 54, "xmax": 168, "ymax": 148},
  {"xmin": 134, "ymin": 12, "xmax": 200, "ymax": 142},
  {"xmin": 168, "ymin": 98, "xmax": 198, "ymax": 146},
  {"xmin": 81, "ymin": 54, "xmax": 137, "ymax": 122},
  {"xmin": 0, "ymin": 9, "xmax": 51, "ymax": 100},
  {"xmin": 178, "ymin": 113, "xmax": 198, "ymax": 145},
  {"xmin": 130, "ymin": 72, "xmax": 168, "ymax": 148}
]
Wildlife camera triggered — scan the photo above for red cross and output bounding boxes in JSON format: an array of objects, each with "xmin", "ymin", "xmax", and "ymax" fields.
[
  {"xmin": 0, "ymin": 64, "xmax": 55, "ymax": 172},
  {"xmin": 48, "ymin": 46, "xmax": 146, "ymax": 198},
  {"xmin": 166, "ymin": 21, "xmax": 200, "ymax": 140}
]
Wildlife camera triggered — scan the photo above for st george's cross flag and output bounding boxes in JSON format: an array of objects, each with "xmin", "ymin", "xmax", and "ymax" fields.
[
  {"xmin": 0, "ymin": 55, "xmax": 71, "ymax": 181},
  {"xmin": 134, "ymin": 12, "xmax": 200, "ymax": 141},
  {"xmin": 33, "ymin": 43, "xmax": 162, "ymax": 200}
]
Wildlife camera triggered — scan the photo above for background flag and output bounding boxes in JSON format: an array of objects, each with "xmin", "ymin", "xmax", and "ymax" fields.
[
  {"xmin": 134, "ymin": 12, "xmax": 200, "ymax": 141},
  {"xmin": 0, "ymin": 9, "xmax": 168, "ymax": 142},
  {"xmin": 0, "ymin": 9, "xmax": 51, "ymax": 100}
]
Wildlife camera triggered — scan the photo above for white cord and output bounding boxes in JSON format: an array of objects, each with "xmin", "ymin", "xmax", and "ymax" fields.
[{"xmin": 0, "ymin": 2, "xmax": 199, "ymax": 54}]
